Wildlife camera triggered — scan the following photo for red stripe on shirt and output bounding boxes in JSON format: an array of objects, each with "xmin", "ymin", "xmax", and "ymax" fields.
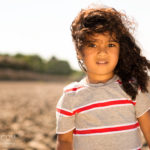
[
  {"xmin": 116, "ymin": 80, "xmax": 122, "ymax": 84},
  {"xmin": 73, "ymin": 99, "xmax": 136, "ymax": 114},
  {"xmin": 73, "ymin": 122, "xmax": 139, "ymax": 135},
  {"xmin": 64, "ymin": 86, "xmax": 85, "ymax": 93},
  {"xmin": 56, "ymin": 108, "xmax": 73, "ymax": 116},
  {"xmin": 56, "ymin": 99, "xmax": 136, "ymax": 116},
  {"xmin": 116, "ymin": 79, "xmax": 135, "ymax": 84}
]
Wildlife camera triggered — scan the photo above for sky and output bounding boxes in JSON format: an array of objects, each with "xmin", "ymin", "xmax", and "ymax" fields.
[{"xmin": 0, "ymin": 0, "xmax": 150, "ymax": 70}]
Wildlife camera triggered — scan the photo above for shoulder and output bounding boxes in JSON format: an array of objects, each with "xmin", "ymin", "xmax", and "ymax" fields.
[
  {"xmin": 63, "ymin": 78, "xmax": 86, "ymax": 95},
  {"xmin": 56, "ymin": 78, "xmax": 87, "ymax": 110}
]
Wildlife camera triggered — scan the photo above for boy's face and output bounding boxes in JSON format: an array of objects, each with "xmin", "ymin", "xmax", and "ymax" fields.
[{"xmin": 78, "ymin": 32, "xmax": 120, "ymax": 83}]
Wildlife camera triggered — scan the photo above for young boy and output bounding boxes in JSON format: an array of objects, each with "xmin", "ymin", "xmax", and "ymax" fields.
[{"xmin": 56, "ymin": 6, "xmax": 150, "ymax": 150}]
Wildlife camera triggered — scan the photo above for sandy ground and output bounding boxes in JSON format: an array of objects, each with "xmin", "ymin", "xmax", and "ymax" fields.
[{"xmin": 0, "ymin": 81, "xmax": 149, "ymax": 150}]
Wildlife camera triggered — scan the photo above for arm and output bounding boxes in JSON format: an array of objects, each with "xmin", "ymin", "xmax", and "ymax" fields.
[
  {"xmin": 56, "ymin": 130, "xmax": 74, "ymax": 150},
  {"xmin": 137, "ymin": 109, "xmax": 150, "ymax": 148}
]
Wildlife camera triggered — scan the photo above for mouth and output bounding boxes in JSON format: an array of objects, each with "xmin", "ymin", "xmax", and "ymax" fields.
[{"xmin": 96, "ymin": 60, "xmax": 108, "ymax": 65}]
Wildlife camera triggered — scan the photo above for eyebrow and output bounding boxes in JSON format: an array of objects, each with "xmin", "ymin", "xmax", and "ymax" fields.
[
  {"xmin": 86, "ymin": 39, "xmax": 119, "ymax": 43},
  {"xmin": 109, "ymin": 39, "xmax": 119, "ymax": 43}
]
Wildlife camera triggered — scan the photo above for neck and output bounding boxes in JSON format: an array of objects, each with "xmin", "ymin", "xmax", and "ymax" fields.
[{"xmin": 86, "ymin": 73, "xmax": 114, "ymax": 84}]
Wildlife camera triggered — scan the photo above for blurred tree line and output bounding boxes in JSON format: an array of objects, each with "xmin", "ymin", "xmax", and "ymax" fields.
[{"xmin": 0, "ymin": 53, "xmax": 78, "ymax": 75}]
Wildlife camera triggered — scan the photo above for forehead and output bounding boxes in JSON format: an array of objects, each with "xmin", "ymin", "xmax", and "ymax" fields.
[{"xmin": 86, "ymin": 32, "xmax": 117, "ymax": 42}]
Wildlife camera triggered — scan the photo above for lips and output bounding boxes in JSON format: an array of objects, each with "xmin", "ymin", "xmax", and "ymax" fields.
[{"xmin": 96, "ymin": 60, "xmax": 108, "ymax": 64}]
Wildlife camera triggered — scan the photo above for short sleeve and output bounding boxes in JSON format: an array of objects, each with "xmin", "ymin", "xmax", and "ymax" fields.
[
  {"xmin": 135, "ymin": 90, "xmax": 150, "ymax": 118},
  {"xmin": 56, "ymin": 92, "xmax": 75, "ymax": 134}
]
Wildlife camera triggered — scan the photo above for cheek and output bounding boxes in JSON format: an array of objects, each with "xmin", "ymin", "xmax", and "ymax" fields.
[
  {"xmin": 84, "ymin": 56, "xmax": 93, "ymax": 65},
  {"xmin": 82, "ymin": 51, "xmax": 95, "ymax": 61},
  {"xmin": 83, "ymin": 55, "xmax": 95, "ymax": 68},
  {"xmin": 110, "ymin": 50, "xmax": 120, "ymax": 64}
]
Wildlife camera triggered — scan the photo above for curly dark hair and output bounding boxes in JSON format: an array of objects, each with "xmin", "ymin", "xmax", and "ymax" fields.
[{"xmin": 70, "ymin": 7, "xmax": 150, "ymax": 100}]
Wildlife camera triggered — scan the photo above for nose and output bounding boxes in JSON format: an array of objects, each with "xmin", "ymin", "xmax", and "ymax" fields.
[{"xmin": 97, "ymin": 46, "xmax": 107, "ymax": 55}]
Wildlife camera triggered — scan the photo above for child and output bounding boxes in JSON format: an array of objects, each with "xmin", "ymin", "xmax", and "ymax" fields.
[{"xmin": 56, "ymin": 6, "xmax": 150, "ymax": 150}]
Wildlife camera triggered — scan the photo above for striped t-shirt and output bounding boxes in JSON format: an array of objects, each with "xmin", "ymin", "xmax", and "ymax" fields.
[{"xmin": 56, "ymin": 74, "xmax": 150, "ymax": 150}]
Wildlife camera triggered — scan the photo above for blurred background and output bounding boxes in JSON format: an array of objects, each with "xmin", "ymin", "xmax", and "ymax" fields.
[{"xmin": 0, "ymin": 0, "xmax": 149, "ymax": 149}]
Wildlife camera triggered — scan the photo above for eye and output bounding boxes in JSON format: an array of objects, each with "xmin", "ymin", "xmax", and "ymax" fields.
[
  {"xmin": 108, "ymin": 43, "xmax": 116, "ymax": 47},
  {"xmin": 88, "ymin": 43, "xmax": 96, "ymax": 48}
]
